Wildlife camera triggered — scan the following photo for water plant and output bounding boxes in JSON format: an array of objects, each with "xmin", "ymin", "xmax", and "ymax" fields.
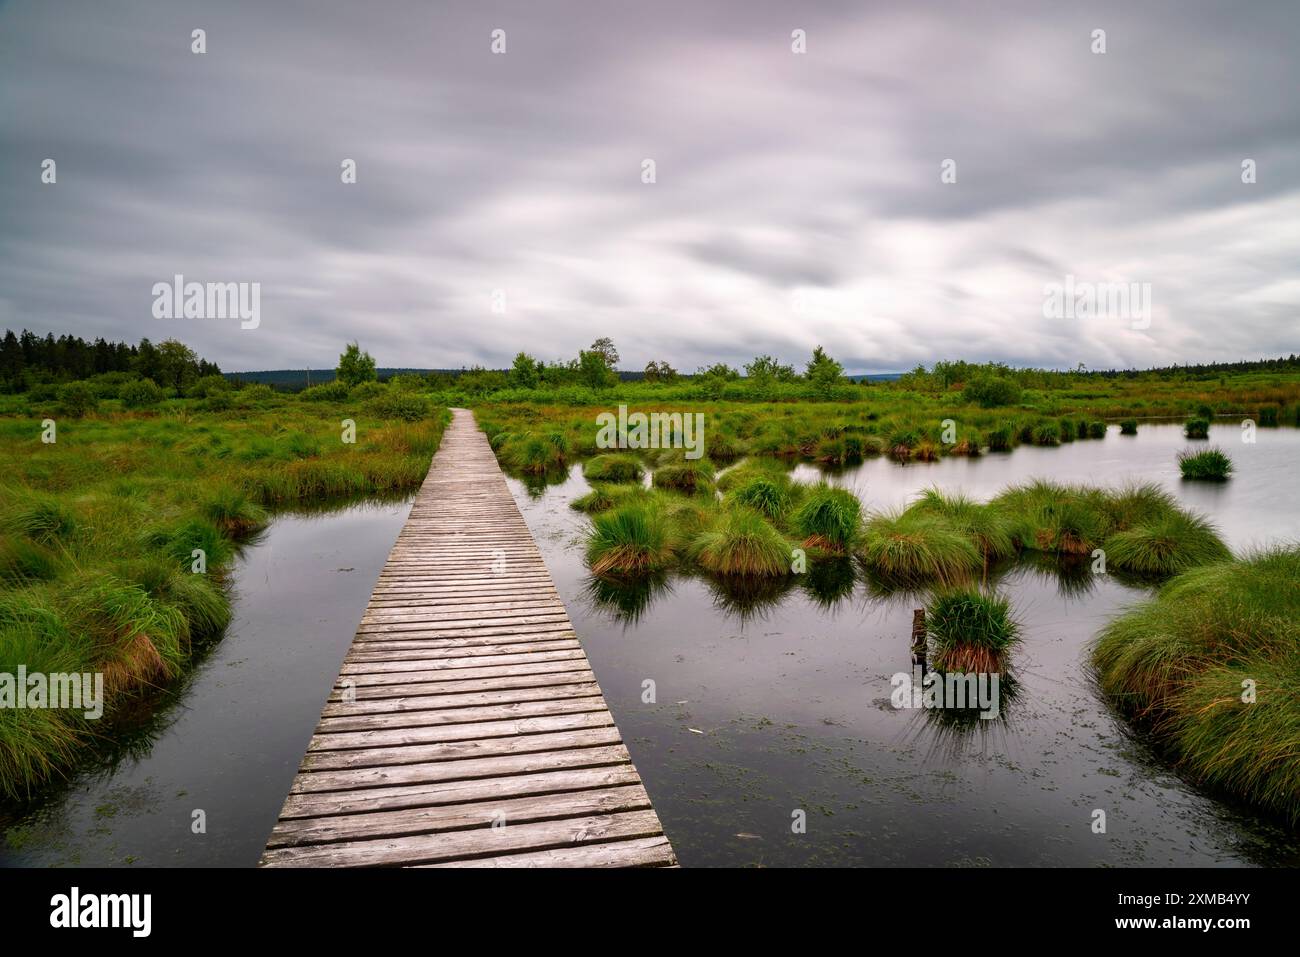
[
  {"xmin": 687, "ymin": 507, "xmax": 792, "ymax": 577},
  {"xmin": 583, "ymin": 453, "xmax": 644, "ymax": 483},
  {"xmin": 1184, "ymin": 417, "xmax": 1210, "ymax": 439},
  {"xmin": 1119, "ymin": 418, "xmax": 1138, "ymax": 435},
  {"xmin": 926, "ymin": 588, "xmax": 1021, "ymax": 673},
  {"xmin": 792, "ymin": 483, "xmax": 862, "ymax": 553},
  {"xmin": 1178, "ymin": 446, "xmax": 1233, "ymax": 481},
  {"xmin": 1102, "ymin": 509, "xmax": 1232, "ymax": 576},
  {"xmin": 585, "ymin": 501, "xmax": 676, "ymax": 575},
  {"xmin": 860, "ymin": 510, "xmax": 981, "ymax": 584}
]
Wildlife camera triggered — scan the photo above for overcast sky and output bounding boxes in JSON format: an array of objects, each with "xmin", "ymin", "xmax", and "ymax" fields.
[{"xmin": 2, "ymin": 0, "xmax": 1297, "ymax": 374}]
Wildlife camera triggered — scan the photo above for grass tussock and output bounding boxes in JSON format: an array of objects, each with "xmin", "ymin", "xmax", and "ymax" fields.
[
  {"xmin": 861, "ymin": 510, "xmax": 982, "ymax": 585},
  {"xmin": 1092, "ymin": 547, "xmax": 1300, "ymax": 821},
  {"xmin": 927, "ymin": 589, "xmax": 1021, "ymax": 673},
  {"xmin": 582, "ymin": 453, "xmax": 644, "ymax": 483},
  {"xmin": 792, "ymin": 484, "xmax": 862, "ymax": 554},
  {"xmin": 687, "ymin": 507, "xmax": 793, "ymax": 577},
  {"xmin": 585, "ymin": 502, "xmax": 676, "ymax": 576},
  {"xmin": 1178, "ymin": 446, "xmax": 1233, "ymax": 481}
]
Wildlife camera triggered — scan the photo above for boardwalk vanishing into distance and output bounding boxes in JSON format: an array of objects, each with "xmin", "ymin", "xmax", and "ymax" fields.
[{"xmin": 261, "ymin": 409, "xmax": 676, "ymax": 867}]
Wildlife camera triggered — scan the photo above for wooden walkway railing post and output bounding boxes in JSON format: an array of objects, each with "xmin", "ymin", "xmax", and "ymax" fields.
[{"xmin": 260, "ymin": 409, "xmax": 675, "ymax": 867}]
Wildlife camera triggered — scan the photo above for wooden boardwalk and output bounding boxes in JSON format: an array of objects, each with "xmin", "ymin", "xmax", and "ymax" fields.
[{"xmin": 260, "ymin": 409, "xmax": 676, "ymax": 867}]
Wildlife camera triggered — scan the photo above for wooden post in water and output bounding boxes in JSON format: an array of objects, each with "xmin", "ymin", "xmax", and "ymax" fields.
[{"xmin": 911, "ymin": 608, "xmax": 927, "ymax": 663}]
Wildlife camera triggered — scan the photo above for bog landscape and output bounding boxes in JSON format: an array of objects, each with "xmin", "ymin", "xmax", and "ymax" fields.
[
  {"xmin": 2, "ymin": 1, "xmax": 1297, "ymax": 889},
  {"xmin": 1, "ymin": 337, "xmax": 1298, "ymax": 867}
]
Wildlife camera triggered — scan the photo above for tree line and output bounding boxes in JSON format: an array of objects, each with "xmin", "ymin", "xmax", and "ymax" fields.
[{"xmin": 1, "ymin": 329, "xmax": 221, "ymax": 393}]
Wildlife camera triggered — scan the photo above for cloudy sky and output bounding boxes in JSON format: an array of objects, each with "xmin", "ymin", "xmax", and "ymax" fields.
[{"xmin": 2, "ymin": 0, "xmax": 1297, "ymax": 374}]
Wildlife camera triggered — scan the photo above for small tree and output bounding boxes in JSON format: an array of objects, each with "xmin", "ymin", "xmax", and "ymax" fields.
[
  {"xmin": 804, "ymin": 346, "xmax": 843, "ymax": 397},
  {"xmin": 510, "ymin": 352, "xmax": 541, "ymax": 389},
  {"xmin": 644, "ymin": 360, "xmax": 679, "ymax": 383},
  {"xmin": 156, "ymin": 338, "xmax": 200, "ymax": 393},
  {"xmin": 336, "ymin": 341, "xmax": 377, "ymax": 388},
  {"xmin": 577, "ymin": 349, "xmax": 616, "ymax": 389},
  {"xmin": 744, "ymin": 354, "xmax": 795, "ymax": 384},
  {"xmin": 589, "ymin": 337, "xmax": 620, "ymax": 369}
]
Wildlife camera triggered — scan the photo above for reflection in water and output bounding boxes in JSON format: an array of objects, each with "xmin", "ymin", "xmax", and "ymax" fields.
[
  {"xmin": 510, "ymin": 424, "xmax": 1300, "ymax": 866},
  {"xmin": 583, "ymin": 571, "xmax": 674, "ymax": 626},
  {"xmin": 702, "ymin": 573, "xmax": 795, "ymax": 623}
]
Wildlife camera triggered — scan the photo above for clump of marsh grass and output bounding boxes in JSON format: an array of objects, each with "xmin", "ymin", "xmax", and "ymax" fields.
[
  {"xmin": 910, "ymin": 489, "xmax": 1016, "ymax": 562},
  {"xmin": 1087, "ymin": 421, "xmax": 1107, "ymax": 439},
  {"xmin": 792, "ymin": 483, "xmax": 862, "ymax": 554},
  {"xmin": 687, "ymin": 507, "xmax": 792, "ymax": 577},
  {"xmin": 1119, "ymin": 418, "xmax": 1138, "ymax": 435},
  {"xmin": 726, "ymin": 474, "xmax": 796, "ymax": 521},
  {"xmin": 994, "ymin": 480, "xmax": 1109, "ymax": 555},
  {"xmin": 651, "ymin": 457, "xmax": 716, "ymax": 496},
  {"xmin": 1092, "ymin": 546, "xmax": 1300, "ymax": 821},
  {"xmin": 927, "ymin": 589, "xmax": 1020, "ymax": 673},
  {"xmin": 203, "ymin": 486, "xmax": 268, "ymax": 536},
  {"xmin": 1184, "ymin": 417, "xmax": 1210, "ymax": 439},
  {"xmin": 585, "ymin": 502, "xmax": 676, "ymax": 576},
  {"xmin": 582, "ymin": 453, "xmax": 644, "ymax": 483},
  {"xmin": 860, "ymin": 510, "xmax": 981, "ymax": 585},
  {"xmin": 985, "ymin": 426, "xmax": 1013, "ymax": 452},
  {"xmin": 1178, "ymin": 446, "xmax": 1233, "ymax": 481},
  {"xmin": 1102, "ymin": 510, "xmax": 1232, "ymax": 576}
]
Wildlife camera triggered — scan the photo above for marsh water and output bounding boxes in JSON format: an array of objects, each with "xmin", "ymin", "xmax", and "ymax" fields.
[
  {"xmin": 1, "ymin": 423, "xmax": 1296, "ymax": 866},
  {"xmin": 512, "ymin": 422, "xmax": 1300, "ymax": 867},
  {"xmin": 0, "ymin": 500, "xmax": 412, "ymax": 867}
]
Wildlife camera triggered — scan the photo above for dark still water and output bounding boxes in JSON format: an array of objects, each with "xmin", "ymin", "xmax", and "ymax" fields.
[
  {"xmin": 0, "ymin": 500, "xmax": 412, "ymax": 867},
  {"xmin": 509, "ymin": 423, "xmax": 1300, "ymax": 867}
]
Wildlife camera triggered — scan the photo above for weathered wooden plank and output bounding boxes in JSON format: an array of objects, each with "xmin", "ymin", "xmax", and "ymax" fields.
[
  {"xmin": 261, "ymin": 409, "xmax": 673, "ymax": 868},
  {"xmin": 261, "ymin": 810, "xmax": 667, "ymax": 868}
]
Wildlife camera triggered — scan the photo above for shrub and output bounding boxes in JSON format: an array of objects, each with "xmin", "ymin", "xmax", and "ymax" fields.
[
  {"xmin": 963, "ymin": 375, "xmax": 1022, "ymax": 408},
  {"xmin": 366, "ymin": 392, "xmax": 433, "ymax": 422},
  {"xmin": 119, "ymin": 378, "xmax": 165, "ymax": 408},
  {"xmin": 299, "ymin": 381, "xmax": 350, "ymax": 402},
  {"xmin": 56, "ymin": 381, "xmax": 97, "ymax": 418}
]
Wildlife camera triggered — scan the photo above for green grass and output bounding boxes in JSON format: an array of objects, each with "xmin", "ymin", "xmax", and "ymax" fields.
[
  {"xmin": 1184, "ymin": 417, "xmax": 1210, "ymax": 439},
  {"xmin": 1178, "ymin": 446, "xmax": 1233, "ymax": 481},
  {"xmin": 687, "ymin": 507, "xmax": 792, "ymax": 577},
  {"xmin": 792, "ymin": 484, "xmax": 862, "ymax": 554},
  {"xmin": 1092, "ymin": 547, "xmax": 1300, "ymax": 821},
  {"xmin": 909, "ymin": 489, "xmax": 1016, "ymax": 562},
  {"xmin": 585, "ymin": 501, "xmax": 676, "ymax": 576},
  {"xmin": 651, "ymin": 456, "xmax": 716, "ymax": 496},
  {"xmin": 582, "ymin": 453, "xmax": 644, "ymax": 483},
  {"xmin": 1119, "ymin": 418, "xmax": 1138, "ymax": 435},
  {"xmin": 0, "ymin": 398, "xmax": 449, "ymax": 798},
  {"xmin": 927, "ymin": 589, "xmax": 1021, "ymax": 673},
  {"xmin": 860, "ymin": 510, "xmax": 982, "ymax": 584},
  {"xmin": 1103, "ymin": 509, "xmax": 1232, "ymax": 576},
  {"xmin": 725, "ymin": 474, "xmax": 796, "ymax": 521}
]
